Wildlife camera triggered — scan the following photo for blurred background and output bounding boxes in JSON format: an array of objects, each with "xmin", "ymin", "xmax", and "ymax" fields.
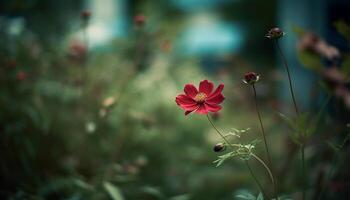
[{"xmin": 0, "ymin": 0, "xmax": 350, "ymax": 199}]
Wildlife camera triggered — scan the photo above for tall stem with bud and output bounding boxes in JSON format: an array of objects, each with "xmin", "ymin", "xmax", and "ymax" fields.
[
  {"xmin": 267, "ymin": 27, "xmax": 305, "ymax": 200},
  {"xmin": 243, "ymin": 72, "xmax": 278, "ymax": 199}
]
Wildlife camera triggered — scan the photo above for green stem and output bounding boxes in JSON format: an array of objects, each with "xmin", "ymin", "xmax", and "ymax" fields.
[
  {"xmin": 275, "ymin": 39, "xmax": 299, "ymax": 116},
  {"xmin": 317, "ymin": 134, "xmax": 350, "ymax": 200},
  {"xmin": 206, "ymin": 114, "xmax": 267, "ymax": 197},
  {"xmin": 252, "ymin": 85, "xmax": 272, "ymax": 165},
  {"xmin": 252, "ymin": 153, "xmax": 278, "ymax": 199},
  {"xmin": 245, "ymin": 160, "xmax": 269, "ymax": 199},
  {"xmin": 252, "ymin": 84, "xmax": 278, "ymax": 199},
  {"xmin": 206, "ymin": 114, "xmax": 232, "ymax": 148},
  {"xmin": 301, "ymin": 144, "xmax": 306, "ymax": 200},
  {"xmin": 275, "ymin": 39, "xmax": 304, "ymax": 200}
]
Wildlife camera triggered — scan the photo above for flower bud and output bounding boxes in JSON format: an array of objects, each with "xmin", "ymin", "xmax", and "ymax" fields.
[
  {"xmin": 16, "ymin": 70, "xmax": 26, "ymax": 81},
  {"xmin": 265, "ymin": 27, "xmax": 285, "ymax": 39},
  {"xmin": 102, "ymin": 97, "xmax": 116, "ymax": 108},
  {"xmin": 6, "ymin": 59, "xmax": 16, "ymax": 69},
  {"xmin": 81, "ymin": 10, "xmax": 91, "ymax": 21},
  {"xmin": 213, "ymin": 143, "xmax": 226, "ymax": 152},
  {"xmin": 134, "ymin": 14, "xmax": 145, "ymax": 26},
  {"xmin": 243, "ymin": 72, "xmax": 260, "ymax": 85}
]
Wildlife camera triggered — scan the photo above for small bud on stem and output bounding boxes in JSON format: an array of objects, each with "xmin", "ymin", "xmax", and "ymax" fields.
[{"xmin": 213, "ymin": 143, "xmax": 226, "ymax": 152}]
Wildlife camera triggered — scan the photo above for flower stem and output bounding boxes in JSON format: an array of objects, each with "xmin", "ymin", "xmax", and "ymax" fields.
[
  {"xmin": 317, "ymin": 134, "xmax": 350, "ymax": 200},
  {"xmin": 252, "ymin": 84, "xmax": 278, "ymax": 199},
  {"xmin": 206, "ymin": 114, "xmax": 267, "ymax": 197},
  {"xmin": 301, "ymin": 144, "xmax": 306, "ymax": 200},
  {"xmin": 252, "ymin": 153, "xmax": 278, "ymax": 200},
  {"xmin": 245, "ymin": 160, "xmax": 269, "ymax": 199},
  {"xmin": 206, "ymin": 114, "xmax": 232, "ymax": 147},
  {"xmin": 275, "ymin": 40, "xmax": 299, "ymax": 115},
  {"xmin": 275, "ymin": 39, "xmax": 305, "ymax": 200},
  {"xmin": 252, "ymin": 85, "xmax": 273, "ymax": 165}
]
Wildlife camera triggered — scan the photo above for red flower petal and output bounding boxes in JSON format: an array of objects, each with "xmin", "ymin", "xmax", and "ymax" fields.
[
  {"xmin": 205, "ymin": 103, "xmax": 222, "ymax": 112},
  {"xmin": 195, "ymin": 104, "xmax": 209, "ymax": 114},
  {"xmin": 208, "ymin": 83, "xmax": 224, "ymax": 98},
  {"xmin": 175, "ymin": 95, "xmax": 198, "ymax": 110},
  {"xmin": 184, "ymin": 84, "xmax": 198, "ymax": 99},
  {"xmin": 198, "ymin": 80, "xmax": 214, "ymax": 95},
  {"xmin": 185, "ymin": 110, "xmax": 196, "ymax": 115},
  {"xmin": 206, "ymin": 93, "xmax": 225, "ymax": 105}
]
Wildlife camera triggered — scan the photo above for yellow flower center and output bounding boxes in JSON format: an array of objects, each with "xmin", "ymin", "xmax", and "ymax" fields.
[{"xmin": 194, "ymin": 92, "xmax": 207, "ymax": 102}]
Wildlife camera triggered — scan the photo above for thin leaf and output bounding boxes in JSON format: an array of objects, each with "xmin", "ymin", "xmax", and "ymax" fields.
[
  {"xmin": 235, "ymin": 190, "xmax": 256, "ymax": 200},
  {"xmin": 256, "ymin": 192, "xmax": 264, "ymax": 200},
  {"xmin": 334, "ymin": 20, "xmax": 350, "ymax": 41},
  {"xmin": 103, "ymin": 182, "xmax": 124, "ymax": 200},
  {"xmin": 169, "ymin": 194, "xmax": 190, "ymax": 200}
]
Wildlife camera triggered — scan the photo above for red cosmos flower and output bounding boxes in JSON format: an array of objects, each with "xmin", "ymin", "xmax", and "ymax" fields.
[{"xmin": 175, "ymin": 80, "xmax": 225, "ymax": 115}]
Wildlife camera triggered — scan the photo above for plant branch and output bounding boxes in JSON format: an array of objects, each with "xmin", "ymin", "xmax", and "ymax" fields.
[{"xmin": 206, "ymin": 114, "xmax": 267, "ymax": 197}]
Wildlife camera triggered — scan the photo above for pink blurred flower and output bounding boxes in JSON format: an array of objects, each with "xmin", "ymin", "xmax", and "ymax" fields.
[{"xmin": 298, "ymin": 32, "xmax": 340, "ymax": 60}]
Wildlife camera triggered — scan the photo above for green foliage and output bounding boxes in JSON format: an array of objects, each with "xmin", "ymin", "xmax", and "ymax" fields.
[
  {"xmin": 296, "ymin": 51, "xmax": 322, "ymax": 71},
  {"xmin": 214, "ymin": 128, "xmax": 259, "ymax": 167},
  {"xmin": 291, "ymin": 25, "xmax": 306, "ymax": 37},
  {"xmin": 235, "ymin": 190, "xmax": 292, "ymax": 200},
  {"xmin": 235, "ymin": 190, "xmax": 257, "ymax": 200},
  {"xmin": 340, "ymin": 54, "xmax": 350, "ymax": 76},
  {"xmin": 278, "ymin": 112, "xmax": 318, "ymax": 143},
  {"xmin": 103, "ymin": 182, "xmax": 124, "ymax": 200},
  {"xmin": 334, "ymin": 20, "xmax": 350, "ymax": 42},
  {"xmin": 169, "ymin": 194, "xmax": 190, "ymax": 200}
]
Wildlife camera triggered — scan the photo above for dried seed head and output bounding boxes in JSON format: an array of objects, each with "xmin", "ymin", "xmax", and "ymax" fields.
[{"xmin": 265, "ymin": 27, "xmax": 285, "ymax": 39}]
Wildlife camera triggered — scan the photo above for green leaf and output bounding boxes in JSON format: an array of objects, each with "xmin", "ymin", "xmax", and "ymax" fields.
[
  {"xmin": 141, "ymin": 186, "xmax": 164, "ymax": 199},
  {"xmin": 72, "ymin": 179, "xmax": 94, "ymax": 190},
  {"xmin": 334, "ymin": 20, "xmax": 350, "ymax": 42},
  {"xmin": 213, "ymin": 151, "xmax": 238, "ymax": 167},
  {"xmin": 291, "ymin": 25, "xmax": 307, "ymax": 37},
  {"xmin": 278, "ymin": 112, "xmax": 318, "ymax": 143},
  {"xmin": 297, "ymin": 51, "xmax": 322, "ymax": 71},
  {"xmin": 235, "ymin": 190, "xmax": 256, "ymax": 200},
  {"xmin": 169, "ymin": 194, "xmax": 190, "ymax": 200},
  {"xmin": 278, "ymin": 112, "xmax": 296, "ymax": 130},
  {"xmin": 256, "ymin": 193, "xmax": 264, "ymax": 200},
  {"xmin": 275, "ymin": 195, "xmax": 293, "ymax": 200},
  {"xmin": 278, "ymin": 112, "xmax": 301, "ymax": 144},
  {"xmin": 326, "ymin": 141, "xmax": 339, "ymax": 152},
  {"xmin": 340, "ymin": 54, "xmax": 350, "ymax": 76},
  {"xmin": 103, "ymin": 182, "xmax": 124, "ymax": 200}
]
